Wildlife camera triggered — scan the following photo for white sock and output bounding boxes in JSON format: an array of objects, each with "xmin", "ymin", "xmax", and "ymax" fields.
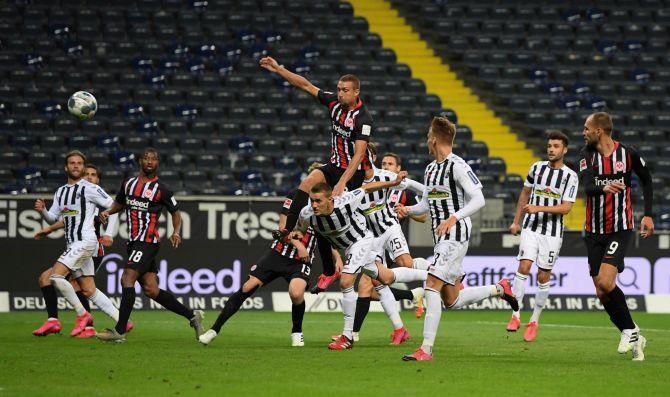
[
  {"xmin": 529, "ymin": 282, "xmax": 550, "ymax": 323},
  {"xmin": 89, "ymin": 289, "xmax": 120, "ymax": 321},
  {"xmin": 421, "ymin": 288, "xmax": 442, "ymax": 355},
  {"xmin": 50, "ymin": 275, "xmax": 86, "ymax": 316},
  {"xmin": 448, "ymin": 285, "xmax": 497, "ymax": 309},
  {"xmin": 512, "ymin": 272, "xmax": 528, "ymax": 318},
  {"xmin": 341, "ymin": 286, "xmax": 356, "ymax": 339},
  {"xmin": 412, "ymin": 257, "xmax": 430, "ymax": 270},
  {"xmin": 375, "ymin": 285, "xmax": 403, "ymax": 330},
  {"xmin": 392, "ymin": 267, "xmax": 427, "ymax": 283}
]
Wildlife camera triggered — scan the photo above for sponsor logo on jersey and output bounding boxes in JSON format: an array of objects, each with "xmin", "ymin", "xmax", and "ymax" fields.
[
  {"xmin": 344, "ymin": 118, "xmax": 354, "ymax": 128},
  {"xmin": 427, "ymin": 188, "xmax": 450, "ymax": 199},
  {"xmin": 579, "ymin": 159, "xmax": 587, "ymax": 171},
  {"xmin": 283, "ymin": 198, "xmax": 293, "ymax": 209},
  {"xmin": 143, "ymin": 189, "xmax": 154, "ymax": 199},
  {"xmin": 615, "ymin": 161, "xmax": 625, "ymax": 172},
  {"xmin": 534, "ymin": 188, "xmax": 561, "ymax": 199},
  {"xmin": 331, "ymin": 122, "xmax": 352, "ymax": 138},
  {"xmin": 362, "ymin": 203, "xmax": 385, "ymax": 215},
  {"xmin": 390, "ymin": 194, "xmax": 399, "ymax": 203},
  {"xmin": 594, "ymin": 176, "xmax": 625, "ymax": 187},
  {"xmin": 60, "ymin": 207, "xmax": 79, "ymax": 216},
  {"xmin": 126, "ymin": 198, "xmax": 150, "ymax": 210}
]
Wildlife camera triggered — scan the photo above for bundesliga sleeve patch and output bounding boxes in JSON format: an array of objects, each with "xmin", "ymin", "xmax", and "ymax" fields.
[
  {"xmin": 283, "ymin": 198, "xmax": 293, "ymax": 209},
  {"xmin": 361, "ymin": 124, "xmax": 371, "ymax": 136},
  {"xmin": 171, "ymin": 196, "xmax": 178, "ymax": 206},
  {"xmin": 579, "ymin": 159, "xmax": 587, "ymax": 171}
]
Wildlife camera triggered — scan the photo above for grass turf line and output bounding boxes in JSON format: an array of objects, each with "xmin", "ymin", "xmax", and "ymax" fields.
[{"xmin": 1, "ymin": 311, "xmax": 669, "ymax": 396}]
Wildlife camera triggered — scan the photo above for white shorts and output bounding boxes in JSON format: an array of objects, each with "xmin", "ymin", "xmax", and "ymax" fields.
[
  {"xmin": 57, "ymin": 240, "xmax": 97, "ymax": 278},
  {"xmin": 428, "ymin": 240, "xmax": 469, "ymax": 285},
  {"xmin": 517, "ymin": 229, "xmax": 562, "ymax": 270},
  {"xmin": 372, "ymin": 224, "xmax": 410, "ymax": 266},
  {"xmin": 342, "ymin": 238, "xmax": 377, "ymax": 275}
]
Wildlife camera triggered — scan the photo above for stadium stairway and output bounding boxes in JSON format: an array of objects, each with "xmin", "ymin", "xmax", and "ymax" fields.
[{"xmin": 348, "ymin": 0, "xmax": 585, "ymax": 229}]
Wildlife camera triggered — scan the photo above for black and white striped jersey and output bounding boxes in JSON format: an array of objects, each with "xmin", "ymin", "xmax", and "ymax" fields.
[
  {"xmin": 271, "ymin": 190, "xmax": 318, "ymax": 263},
  {"xmin": 420, "ymin": 154, "xmax": 483, "ymax": 243},
  {"xmin": 44, "ymin": 180, "xmax": 114, "ymax": 245},
  {"xmin": 360, "ymin": 168, "xmax": 419, "ymax": 237},
  {"xmin": 522, "ymin": 161, "xmax": 579, "ymax": 237},
  {"xmin": 299, "ymin": 188, "xmax": 371, "ymax": 250}
]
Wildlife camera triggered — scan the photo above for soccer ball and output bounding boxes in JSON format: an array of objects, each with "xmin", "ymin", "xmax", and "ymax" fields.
[{"xmin": 67, "ymin": 91, "xmax": 97, "ymax": 120}]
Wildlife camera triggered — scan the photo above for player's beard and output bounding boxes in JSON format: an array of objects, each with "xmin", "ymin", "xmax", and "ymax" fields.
[{"xmin": 66, "ymin": 169, "xmax": 83, "ymax": 181}]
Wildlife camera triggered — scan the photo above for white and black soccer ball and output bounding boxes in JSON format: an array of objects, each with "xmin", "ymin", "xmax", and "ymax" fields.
[{"xmin": 67, "ymin": 91, "xmax": 97, "ymax": 120}]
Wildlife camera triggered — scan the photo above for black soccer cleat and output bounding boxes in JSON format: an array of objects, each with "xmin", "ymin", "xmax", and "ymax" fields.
[{"xmin": 498, "ymin": 278, "xmax": 519, "ymax": 312}]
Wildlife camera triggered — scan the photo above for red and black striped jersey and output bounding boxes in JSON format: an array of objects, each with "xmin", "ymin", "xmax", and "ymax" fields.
[
  {"xmin": 579, "ymin": 141, "xmax": 653, "ymax": 235},
  {"xmin": 115, "ymin": 176, "xmax": 179, "ymax": 244},
  {"xmin": 271, "ymin": 190, "xmax": 317, "ymax": 263},
  {"xmin": 317, "ymin": 90, "xmax": 374, "ymax": 171}
]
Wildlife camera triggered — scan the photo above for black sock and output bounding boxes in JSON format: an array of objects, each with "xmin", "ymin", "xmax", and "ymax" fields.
[
  {"xmin": 390, "ymin": 287, "xmax": 414, "ymax": 301},
  {"xmin": 285, "ymin": 189, "xmax": 309, "ymax": 232},
  {"xmin": 353, "ymin": 297, "xmax": 371, "ymax": 332},
  {"xmin": 602, "ymin": 299, "xmax": 621, "ymax": 331},
  {"xmin": 41, "ymin": 285, "xmax": 58, "ymax": 319},
  {"xmin": 154, "ymin": 289, "xmax": 194, "ymax": 320},
  {"xmin": 316, "ymin": 233, "xmax": 335, "ymax": 276},
  {"xmin": 291, "ymin": 301, "xmax": 305, "ymax": 333},
  {"xmin": 212, "ymin": 287, "xmax": 257, "ymax": 333},
  {"xmin": 606, "ymin": 286, "xmax": 635, "ymax": 331},
  {"xmin": 115, "ymin": 287, "xmax": 135, "ymax": 334},
  {"xmin": 76, "ymin": 292, "xmax": 90, "ymax": 313}
]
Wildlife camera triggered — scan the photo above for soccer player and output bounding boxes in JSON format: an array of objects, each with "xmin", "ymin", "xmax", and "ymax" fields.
[
  {"xmin": 507, "ymin": 130, "xmax": 579, "ymax": 341},
  {"xmin": 96, "ymin": 148, "xmax": 204, "ymax": 343},
  {"xmin": 580, "ymin": 112, "xmax": 653, "ymax": 361},
  {"xmin": 396, "ymin": 117, "xmax": 519, "ymax": 361},
  {"xmin": 198, "ymin": 190, "xmax": 343, "ymax": 347},
  {"xmin": 299, "ymin": 177, "xmax": 428, "ymax": 350},
  {"xmin": 33, "ymin": 151, "xmax": 118, "ymax": 338},
  {"xmin": 259, "ymin": 55, "xmax": 374, "ymax": 289},
  {"xmin": 32, "ymin": 163, "xmax": 127, "ymax": 338}
]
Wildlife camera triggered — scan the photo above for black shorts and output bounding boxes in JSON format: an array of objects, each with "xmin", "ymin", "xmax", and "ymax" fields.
[
  {"xmin": 584, "ymin": 230, "xmax": 632, "ymax": 277},
  {"xmin": 249, "ymin": 250, "xmax": 311, "ymax": 286},
  {"xmin": 319, "ymin": 163, "xmax": 365, "ymax": 190},
  {"xmin": 125, "ymin": 241, "xmax": 160, "ymax": 274}
]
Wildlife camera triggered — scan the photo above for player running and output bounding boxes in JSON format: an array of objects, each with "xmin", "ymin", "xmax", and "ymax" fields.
[
  {"xmin": 298, "ymin": 177, "xmax": 428, "ymax": 350},
  {"xmin": 507, "ymin": 131, "xmax": 579, "ymax": 341},
  {"xmin": 33, "ymin": 151, "xmax": 120, "ymax": 338},
  {"xmin": 199, "ymin": 189, "xmax": 343, "ymax": 347},
  {"xmin": 96, "ymin": 148, "xmax": 204, "ymax": 343},
  {"xmin": 32, "ymin": 163, "xmax": 128, "ymax": 338},
  {"xmin": 260, "ymin": 56, "xmax": 375, "ymax": 290},
  {"xmin": 396, "ymin": 117, "xmax": 519, "ymax": 362},
  {"xmin": 580, "ymin": 112, "xmax": 654, "ymax": 361}
]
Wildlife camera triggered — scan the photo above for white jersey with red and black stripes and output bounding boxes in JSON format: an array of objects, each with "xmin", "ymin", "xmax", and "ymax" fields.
[
  {"xmin": 579, "ymin": 142, "xmax": 651, "ymax": 234},
  {"xmin": 271, "ymin": 191, "xmax": 317, "ymax": 263},
  {"xmin": 317, "ymin": 90, "xmax": 373, "ymax": 171},
  {"xmin": 115, "ymin": 176, "xmax": 179, "ymax": 244}
]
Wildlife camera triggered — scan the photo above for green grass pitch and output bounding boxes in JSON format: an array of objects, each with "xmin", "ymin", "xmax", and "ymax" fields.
[{"xmin": 1, "ymin": 310, "xmax": 669, "ymax": 396}]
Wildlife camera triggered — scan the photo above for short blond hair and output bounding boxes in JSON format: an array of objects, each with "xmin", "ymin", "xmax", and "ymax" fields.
[
  {"xmin": 430, "ymin": 116, "xmax": 456, "ymax": 144},
  {"xmin": 590, "ymin": 112, "xmax": 613, "ymax": 135},
  {"xmin": 307, "ymin": 162, "xmax": 324, "ymax": 174}
]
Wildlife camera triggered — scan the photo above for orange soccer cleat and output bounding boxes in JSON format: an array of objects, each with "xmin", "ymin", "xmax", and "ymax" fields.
[
  {"xmin": 32, "ymin": 319, "xmax": 62, "ymax": 336},
  {"xmin": 506, "ymin": 315, "xmax": 521, "ymax": 332},
  {"xmin": 390, "ymin": 327, "xmax": 411, "ymax": 345},
  {"xmin": 70, "ymin": 312, "xmax": 93, "ymax": 337},
  {"xmin": 328, "ymin": 334, "xmax": 354, "ymax": 350},
  {"xmin": 402, "ymin": 347, "xmax": 433, "ymax": 361},
  {"xmin": 524, "ymin": 322, "xmax": 538, "ymax": 342}
]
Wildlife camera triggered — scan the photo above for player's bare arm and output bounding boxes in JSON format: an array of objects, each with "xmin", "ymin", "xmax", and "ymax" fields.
[
  {"xmin": 34, "ymin": 220, "xmax": 65, "ymax": 240},
  {"xmin": 170, "ymin": 210, "xmax": 182, "ymax": 248},
  {"xmin": 332, "ymin": 139, "xmax": 368, "ymax": 196},
  {"xmin": 361, "ymin": 171, "xmax": 407, "ymax": 194},
  {"xmin": 99, "ymin": 201, "xmax": 124, "ymax": 224},
  {"xmin": 259, "ymin": 56, "xmax": 319, "ymax": 97},
  {"xmin": 523, "ymin": 201, "xmax": 574, "ymax": 215},
  {"xmin": 510, "ymin": 186, "xmax": 532, "ymax": 235},
  {"xmin": 409, "ymin": 214, "xmax": 428, "ymax": 223}
]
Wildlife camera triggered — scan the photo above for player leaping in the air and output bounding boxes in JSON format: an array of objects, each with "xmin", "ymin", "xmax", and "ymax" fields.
[
  {"xmin": 260, "ymin": 56, "xmax": 375, "ymax": 291},
  {"xmin": 507, "ymin": 130, "xmax": 579, "ymax": 341},
  {"xmin": 396, "ymin": 117, "xmax": 519, "ymax": 362},
  {"xmin": 580, "ymin": 112, "xmax": 653, "ymax": 361}
]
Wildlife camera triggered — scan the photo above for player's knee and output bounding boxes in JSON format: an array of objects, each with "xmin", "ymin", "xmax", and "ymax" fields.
[
  {"xmin": 339, "ymin": 278, "xmax": 354, "ymax": 290},
  {"xmin": 289, "ymin": 288, "xmax": 304, "ymax": 303},
  {"xmin": 38, "ymin": 270, "xmax": 52, "ymax": 286},
  {"xmin": 142, "ymin": 284, "xmax": 159, "ymax": 298},
  {"xmin": 596, "ymin": 279, "xmax": 615, "ymax": 294}
]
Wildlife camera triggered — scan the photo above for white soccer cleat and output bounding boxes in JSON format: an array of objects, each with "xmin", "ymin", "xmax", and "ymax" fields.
[
  {"xmin": 618, "ymin": 325, "xmax": 639, "ymax": 354},
  {"xmin": 199, "ymin": 329, "xmax": 217, "ymax": 346},
  {"xmin": 291, "ymin": 332, "xmax": 304, "ymax": 347},
  {"xmin": 352, "ymin": 331, "xmax": 360, "ymax": 342},
  {"xmin": 632, "ymin": 335, "xmax": 646, "ymax": 361}
]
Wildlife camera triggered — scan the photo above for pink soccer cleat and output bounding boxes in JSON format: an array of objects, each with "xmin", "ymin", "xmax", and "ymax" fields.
[
  {"xmin": 390, "ymin": 327, "xmax": 411, "ymax": 345},
  {"xmin": 524, "ymin": 322, "xmax": 538, "ymax": 342},
  {"xmin": 506, "ymin": 315, "xmax": 521, "ymax": 332},
  {"xmin": 328, "ymin": 335, "xmax": 353, "ymax": 350},
  {"xmin": 70, "ymin": 312, "xmax": 93, "ymax": 337},
  {"xmin": 32, "ymin": 319, "xmax": 62, "ymax": 336},
  {"xmin": 76, "ymin": 326, "xmax": 97, "ymax": 339},
  {"xmin": 402, "ymin": 347, "xmax": 433, "ymax": 361},
  {"xmin": 497, "ymin": 278, "xmax": 519, "ymax": 312}
]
